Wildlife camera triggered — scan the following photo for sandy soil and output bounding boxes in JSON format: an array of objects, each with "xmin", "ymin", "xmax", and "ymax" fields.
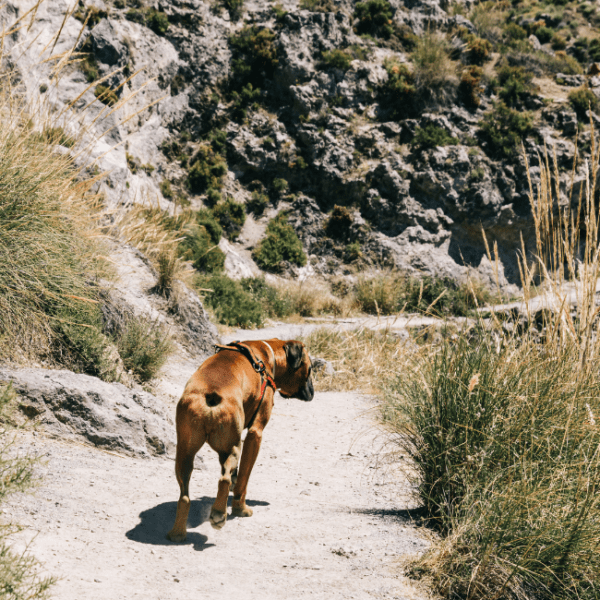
[{"xmin": 6, "ymin": 390, "xmax": 430, "ymax": 600}]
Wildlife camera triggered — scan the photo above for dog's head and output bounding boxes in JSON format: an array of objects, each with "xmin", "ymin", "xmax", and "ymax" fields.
[{"xmin": 277, "ymin": 340, "xmax": 314, "ymax": 402}]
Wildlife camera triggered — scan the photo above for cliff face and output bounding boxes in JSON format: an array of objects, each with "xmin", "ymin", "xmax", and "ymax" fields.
[{"xmin": 5, "ymin": 0, "xmax": 592, "ymax": 290}]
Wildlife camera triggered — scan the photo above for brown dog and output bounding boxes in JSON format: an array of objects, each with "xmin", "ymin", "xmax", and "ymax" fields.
[{"xmin": 167, "ymin": 338, "xmax": 314, "ymax": 541}]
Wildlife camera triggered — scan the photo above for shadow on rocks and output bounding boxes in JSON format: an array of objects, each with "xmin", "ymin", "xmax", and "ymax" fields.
[{"xmin": 126, "ymin": 496, "xmax": 269, "ymax": 551}]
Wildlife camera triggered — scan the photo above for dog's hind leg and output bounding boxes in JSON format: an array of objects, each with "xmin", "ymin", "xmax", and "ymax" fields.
[
  {"xmin": 209, "ymin": 444, "xmax": 241, "ymax": 530},
  {"xmin": 167, "ymin": 412, "xmax": 205, "ymax": 542}
]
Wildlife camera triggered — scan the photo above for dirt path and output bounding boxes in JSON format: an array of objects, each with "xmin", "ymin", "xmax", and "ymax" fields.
[{"xmin": 7, "ymin": 390, "xmax": 429, "ymax": 600}]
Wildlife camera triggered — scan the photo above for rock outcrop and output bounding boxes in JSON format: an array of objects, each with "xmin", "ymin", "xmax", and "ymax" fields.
[
  {"xmin": 0, "ymin": 368, "xmax": 176, "ymax": 457},
  {"xmin": 3, "ymin": 0, "xmax": 595, "ymax": 291}
]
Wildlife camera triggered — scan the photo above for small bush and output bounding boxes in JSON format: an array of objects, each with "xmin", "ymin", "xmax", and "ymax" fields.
[
  {"xmin": 382, "ymin": 59, "xmax": 417, "ymax": 118},
  {"xmin": 247, "ymin": 191, "xmax": 269, "ymax": 215},
  {"xmin": 229, "ymin": 26, "xmax": 278, "ymax": 89},
  {"xmin": 187, "ymin": 144, "xmax": 227, "ymax": 194},
  {"xmin": 535, "ymin": 25, "xmax": 553, "ymax": 44},
  {"xmin": 94, "ymin": 84, "xmax": 118, "ymax": 106},
  {"xmin": 206, "ymin": 188, "xmax": 221, "ymax": 207},
  {"xmin": 551, "ymin": 33, "xmax": 567, "ymax": 50},
  {"xmin": 325, "ymin": 205, "xmax": 354, "ymax": 240},
  {"xmin": 212, "ymin": 198, "xmax": 246, "ymax": 240},
  {"xmin": 496, "ymin": 63, "xmax": 534, "ymax": 107},
  {"xmin": 319, "ymin": 49, "xmax": 353, "ymax": 71},
  {"xmin": 411, "ymin": 123, "xmax": 458, "ymax": 150},
  {"xmin": 146, "ymin": 10, "xmax": 169, "ymax": 35},
  {"xmin": 466, "ymin": 37, "xmax": 492, "ymax": 65},
  {"xmin": 160, "ymin": 179, "xmax": 173, "ymax": 199},
  {"xmin": 155, "ymin": 248, "xmax": 179, "ymax": 297},
  {"xmin": 590, "ymin": 38, "xmax": 600, "ymax": 62},
  {"xmin": 252, "ymin": 212, "xmax": 307, "ymax": 272},
  {"xmin": 503, "ymin": 22, "xmax": 527, "ymax": 42},
  {"xmin": 116, "ymin": 315, "xmax": 172, "ymax": 382},
  {"xmin": 354, "ymin": 0, "xmax": 394, "ymax": 39},
  {"xmin": 272, "ymin": 177, "xmax": 288, "ymax": 194},
  {"xmin": 74, "ymin": 5, "xmax": 108, "ymax": 26},
  {"xmin": 221, "ymin": 0, "xmax": 244, "ymax": 20},
  {"xmin": 240, "ymin": 277, "xmax": 294, "ymax": 318},
  {"xmin": 568, "ymin": 86, "xmax": 599, "ymax": 120},
  {"xmin": 80, "ymin": 37, "xmax": 99, "ymax": 82},
  {"xmin": 198, "ymin": 274, "xmax": 265, "ymax": 327},
  {"xmin": 411, "ymin": 31, "xmax": 457, "ymax": 105},
  {"xmin": 458, "ymin": 65, "xmax": 483, "ymax": 108},
  {"xmin": 479, "ymin": 101, "xmax": 535, "ymax": 159},
  {"xmin": 195, "ymin": 208, "xmax": 223, "ymax": 244},
  {"xmin": 299, "ymin": 0, "xmax": 336, "ymax": 11},
  {"xmin": 125, "ymin": 8, "xmax": 146, "ymax": 24}
]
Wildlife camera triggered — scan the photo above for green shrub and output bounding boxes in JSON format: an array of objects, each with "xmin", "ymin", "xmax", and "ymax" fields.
[
  {"xmin": 247, "ymin": 190, "xmax": 269, "ymax": 215},
  {"xmin": 206, "ymin": 188, "xmax": 221, "ymax": 207},
  {"xmin": 197, "ymin": 274, "xmax": 265, "ymax": 327},
  {"xmin": 551, "ymin": 33, "xmax": 567, "ymax": 50},
  {"xmin": 187, "ymin": 144, "xmax": 227, "ymax": 194},
  {"xmin": 458, "ymin": 66, "xmax": 483, "ymax": 108},
  {"xmin": 229, "ymin": 26, "xmax": 278, "ymax": 89},
  {"xmin": 195, "ymin": 208, "xmax": 222, "ymax": 244},
  {"xmin": 212, "ymin": 198, "xmax": 246, "ymax": 240},
  {"xmin": 94, "ymin": 84, "xmax": 118, "ymax": 106},
  {"xmin": 230, "ymin": 82, "xmax": 262, "ymax": 120},
  {"xmin": 42, "ymin": 126, "xmax": 76, "ymax": 148},
  {"xmin": 382, "ymin": 59, "xmax": 417, "ymax": 118},
  {"xmin": 125, "ymin": 8, "xmax": 146, "ymax": 24},
  {"xmin": 299, "ymin": 0, "xmax": 335, "ymax": 11},
  {"xmin": 272, "ymin": 177, "xmax": 288, "ymax": 194},
  {"xmin": 590, "ymin": 38, "xmax": 600, "ymax": 62},
  {"xmin": 252, "ymin": 213, "xmax": 307, "ymax": 272},
  {"xmin": 146, "ymin": 9, "xmax": 169, "ymax": 35},
  {"xmin": 240, "ymin": 277, "xmax": 294, "ymax": 318},
  {"xmin": 496, "ymin": 63, "xmax": 534, "ymax": 107},
  {"xmin": 319, "ymin": 49, "xmax": 353, "ymax": 71},
  {"xmin": 535, "ymin": 25, "xmax": 553, "ymax": 44},
  {"xmin": 74, "ymin": 5, "xmax": 107, "ymax": 26},
  {"xmin": 503, "ymin": 22, "xmax": 527, "ymax": 42},
  {"xmin": 325, "ymin": 205, "xmax": 354, "ymax": 240},
  {"xmin": 411, "ymin": 123, "xmax": 458, "ymax": 150},
  {"xmin": 160, "ymin": 179, "xmax": 173, "ymax": 199},
  {"xmin": 479, "ymin": 101, "xmax": 534, "ymax": 158},
  {"xmin": 116, "ymin": 315, "xmax": 172, "ymax": 382},
  {"xmin": 80, "ymin": 37, "xmax": 99, "ymax": 82},
  {"xmin": 466, "ymin": 36, "xmax": 492, "ymax": 65},
  {"xmin": 568, "ymin": 86, "xmax": 599, "ymax": 120},
  {"xmin": 344, "ymin": 241, "xmax": 362, "ymax": 263},
  {"xmin": 354, "ymin": 0, "xmax": 394, "ymax": 39},
  {"xmin": 221, "ymin": 0, "xmax": 244, "ymax": 20}
]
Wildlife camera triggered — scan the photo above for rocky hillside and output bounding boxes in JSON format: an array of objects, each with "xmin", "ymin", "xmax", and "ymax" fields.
[{"xmin": 5, "ymin": 0, "xmax": 599, "ymax": 290}]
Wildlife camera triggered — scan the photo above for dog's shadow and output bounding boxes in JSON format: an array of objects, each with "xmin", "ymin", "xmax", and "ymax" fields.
[{"xmin": 126, "ymin": 496, "xmax": 269, "ymax": 551}]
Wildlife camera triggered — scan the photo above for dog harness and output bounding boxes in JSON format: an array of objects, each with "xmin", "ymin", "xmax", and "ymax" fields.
[{"xmin": 214, "ymin": 341, "xmax": 277, "ymax": 430}]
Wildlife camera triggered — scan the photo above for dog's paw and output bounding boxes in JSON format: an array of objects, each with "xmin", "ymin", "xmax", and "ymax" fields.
[
  {"xmin": 209, "ymin": 508, "xmax": 227, "ymax": 530},
  {"xmin": 166, "ymin": 530, "xmax": 187, "ymax": 543},
  {"xmin": 231, "ymin": 505, "xmax": 253, "ymax": 518}
]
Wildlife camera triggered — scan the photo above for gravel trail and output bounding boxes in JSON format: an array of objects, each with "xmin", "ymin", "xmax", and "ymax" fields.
[{"xmin": 6, "ymin": 390, "xmax": 429, "ymax": 600}]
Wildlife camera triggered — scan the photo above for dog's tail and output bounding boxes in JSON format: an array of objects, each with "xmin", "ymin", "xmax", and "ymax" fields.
[{"xmin": 205, "ymin": 392, "xmax": 222, "ymax": 407}]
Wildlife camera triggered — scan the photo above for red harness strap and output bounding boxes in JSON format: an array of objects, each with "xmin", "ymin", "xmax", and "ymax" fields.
[{"xmin": 214, "ymin": 341, "xmax": 277, "ymax": 429}]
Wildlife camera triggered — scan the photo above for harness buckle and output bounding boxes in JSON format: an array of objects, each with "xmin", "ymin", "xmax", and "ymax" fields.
[{"xmin": 254, "ymin": 360, "xmax": 266, "ymax": 373}]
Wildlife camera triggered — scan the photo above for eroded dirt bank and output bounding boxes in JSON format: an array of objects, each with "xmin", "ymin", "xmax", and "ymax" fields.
[{"xmin": 6, "ymin": 390, "xmax": 428, "ymax": 600}]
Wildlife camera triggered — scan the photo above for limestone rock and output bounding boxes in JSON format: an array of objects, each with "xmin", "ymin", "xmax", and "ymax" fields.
[{"xmin": 0, "ymin": 368, "xmax": 176, "ymax": 458}]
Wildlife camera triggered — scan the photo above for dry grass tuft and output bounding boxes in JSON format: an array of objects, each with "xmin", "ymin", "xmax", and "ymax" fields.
[{"xmin": 301, "ymin": 327, "xmax": 413, "ymax": 393}]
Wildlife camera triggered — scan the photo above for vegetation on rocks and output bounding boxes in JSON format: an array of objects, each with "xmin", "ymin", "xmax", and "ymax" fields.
[{"xmin": 252, "ymin": 213, "xmax": 307, "ymax": 272}]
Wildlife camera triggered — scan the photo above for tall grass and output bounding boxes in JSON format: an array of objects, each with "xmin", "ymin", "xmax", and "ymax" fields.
[
  {"xmin": 383, "ymin": 129, "xmax": 600, "ymax": 599},
  {"xmin": 301, "ymin": 327, "xmax": 411, "ymax": 392},
  {"xmin": 0, "ymin": 385, "xmax": 54, "ymax": 599}
]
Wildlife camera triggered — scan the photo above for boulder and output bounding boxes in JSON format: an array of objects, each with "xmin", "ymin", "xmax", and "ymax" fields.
[{"xmin": 0, "ymin": 368, "xmax": 176, "ymax": 458}]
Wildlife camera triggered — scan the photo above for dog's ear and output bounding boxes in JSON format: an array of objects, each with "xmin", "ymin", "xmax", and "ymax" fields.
[{"xmin": 284, "ymin": 341, "xmax": 304, "ymax": 371}]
